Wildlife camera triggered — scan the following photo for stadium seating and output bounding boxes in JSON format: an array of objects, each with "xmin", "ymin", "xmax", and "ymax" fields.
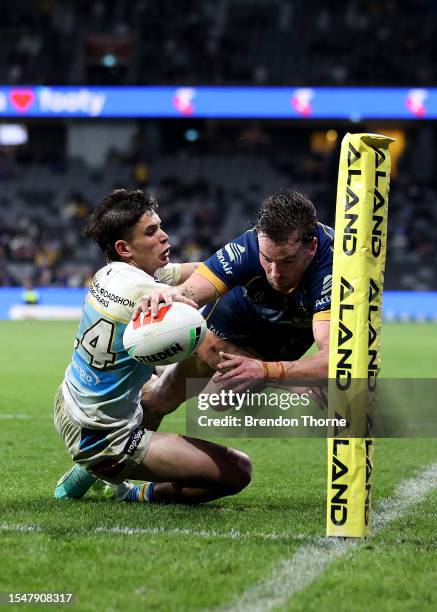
[
  {"xmin": 1, "ymin": 152, "xmax": 436, "ymax": 289},
  {"xmin": 1, "ymin": 0, "xmax": 436, "ymax": 290},
  {"xmin": 1, "ymin": 0, "xmax": 435, "ymax": 86}
]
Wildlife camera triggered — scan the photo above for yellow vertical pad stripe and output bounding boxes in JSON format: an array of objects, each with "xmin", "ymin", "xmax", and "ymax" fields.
[{"xmin": 326, "ymin": 133, "xmax": 393, "ymax": 538}]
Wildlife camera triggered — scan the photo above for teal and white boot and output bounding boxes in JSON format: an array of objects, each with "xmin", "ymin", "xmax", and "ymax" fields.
[{"xmin": 54, "ymin": 464, "xmax": 97, "ymax": 500}]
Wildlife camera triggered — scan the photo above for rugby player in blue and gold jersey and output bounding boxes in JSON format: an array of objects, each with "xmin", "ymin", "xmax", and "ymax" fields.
[{"xmin": 137, "ymin": 189, "xmax": 333, "ymax": 420}]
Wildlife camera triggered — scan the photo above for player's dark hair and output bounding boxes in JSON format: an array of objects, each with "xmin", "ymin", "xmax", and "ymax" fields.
[
  {"xmin": 83, "ymin": 189, "xmax": 158, "ymax": 261},
  {"xmin": 255, "ymin": 189, "xmax": 317, "ymax": 244}
]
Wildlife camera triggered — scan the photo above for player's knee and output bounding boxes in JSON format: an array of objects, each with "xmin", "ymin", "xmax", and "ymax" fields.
[
  {"xmin": 225, "ymin": 449, "xmax": 252, "ymax": 494},
  {"xmin": 141, "ymin": 397, "xmax": 175, "ymax": 418},
  {"xmin": 141, "ymin": 380, "xmax": 177, "ymax": 415}
]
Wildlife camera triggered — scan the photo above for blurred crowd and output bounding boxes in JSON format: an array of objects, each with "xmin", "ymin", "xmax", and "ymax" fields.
[
  {"xmin": 1, "ymin": 143, "xmax": 437, "ymax": 290},
  {"xmin": 1, "ymin": 0, "xmax": 436, "ymax": 86},
  {"xmin": 305, "ymin": 0, "xmax": 436, "ymax": 86},
  {"xmin": 1, "ymin": 0, "xmax": 437, "ymax": 290}
]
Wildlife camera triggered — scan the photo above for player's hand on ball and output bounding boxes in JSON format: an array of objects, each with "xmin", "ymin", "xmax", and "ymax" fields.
[
  {"xmin": 213, "ymin": 352, "xmax": 264, "ymax": 382},
  {"xmin": 133, "ymin": 288, "xmax": 198, "ymax": 319}
]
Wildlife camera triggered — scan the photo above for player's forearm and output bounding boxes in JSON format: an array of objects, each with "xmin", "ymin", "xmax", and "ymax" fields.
[
  {"xmin": 179, "ymin": 284, "xmax": 216, "ymax": 307},
  {"xmin": 178, "ymin": 272, "xmax": 220, "ymax": 307},
  {"xmin": 271, "ymin": 348, "xmax": 329, "ymax": 379}
]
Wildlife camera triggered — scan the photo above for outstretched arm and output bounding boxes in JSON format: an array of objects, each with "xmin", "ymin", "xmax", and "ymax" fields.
[{"xmin": 133, "ymin": 271, "xmax": 221, "ymax": 319}]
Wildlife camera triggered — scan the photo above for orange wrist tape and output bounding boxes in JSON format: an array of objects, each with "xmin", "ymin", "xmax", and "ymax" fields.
[{"xmin": 260, "ymin": 361, "xmax": 285, "ymax": 379}]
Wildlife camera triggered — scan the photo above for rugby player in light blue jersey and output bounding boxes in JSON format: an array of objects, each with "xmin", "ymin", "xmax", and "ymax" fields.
[
  {"xmin": 136, "ymin": 189, "xmax": 332, "ymax": 418},
  {"xmin": 54, "ymin": 189, "xmax": 251, "ymax": 503}
]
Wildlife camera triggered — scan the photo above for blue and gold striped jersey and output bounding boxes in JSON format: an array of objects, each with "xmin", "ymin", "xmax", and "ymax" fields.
[{"xmin": 197, "ymin": 223, "xmax": 334, "ymax": 329}]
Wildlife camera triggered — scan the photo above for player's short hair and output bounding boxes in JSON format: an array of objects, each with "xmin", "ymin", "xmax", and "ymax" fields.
[
  {"xmin": 255, "ymin": 189, "xmax": 317, "ymax": 244},
  {"xmin": 83, "ymin": 189, "xmax": 158, "ymax": 261}
]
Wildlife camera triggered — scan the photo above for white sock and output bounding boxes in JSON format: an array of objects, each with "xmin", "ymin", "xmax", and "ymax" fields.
[{"xmin": 106, "ymin": 481, "xmax": 134, "ymax": 501}]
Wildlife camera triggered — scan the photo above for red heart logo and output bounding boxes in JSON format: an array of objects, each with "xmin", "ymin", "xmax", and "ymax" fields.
[{"xmin": 9, "ymin": 89, "xmax": 35, "ymax": 112}]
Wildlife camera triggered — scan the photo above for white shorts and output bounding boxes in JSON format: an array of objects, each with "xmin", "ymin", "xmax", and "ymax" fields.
[{"xmin": 54, "ymin": 386, "xmax": 152, "ymax": 484}]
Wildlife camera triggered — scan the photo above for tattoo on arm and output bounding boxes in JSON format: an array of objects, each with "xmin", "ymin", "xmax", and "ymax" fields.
[{"xmin": 181, "ymin": 284, "xmax": 219, "ymax": 302}]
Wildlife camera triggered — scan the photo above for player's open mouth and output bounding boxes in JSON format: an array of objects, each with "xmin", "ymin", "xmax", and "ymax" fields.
[{"xmin": 161, "ymin": 247, "xmax": 170, "ymax": 259}]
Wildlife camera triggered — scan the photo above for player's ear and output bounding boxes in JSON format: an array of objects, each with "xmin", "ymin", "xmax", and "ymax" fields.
[
  {"xmin": 114, "ymin": 239, "xmax": 132, "ymax": 260},
  {"xmin": 309, "ymin": 236, "xmax": 317, "ymax": 256}
]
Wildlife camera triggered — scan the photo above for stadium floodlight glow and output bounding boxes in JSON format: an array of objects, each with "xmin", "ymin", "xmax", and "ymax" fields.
[
  {"xmin": 0, "ymin": 124, "xmax": 28, "ymax": 145},
  {"xmin": 184, "ymin": 129, "xmax": 199, "ymax": 142},
  {"xmin": 102, "ymin": 54, "xmax": 117, "ymax": 67},
  {"xmin": 0, "ymin": 86, "xmax": 436, "ymax": 119}
]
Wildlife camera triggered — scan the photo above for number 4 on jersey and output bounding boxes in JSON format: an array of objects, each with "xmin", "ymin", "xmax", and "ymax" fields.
[{"xmin": 81, "ymin": 319, "xmax": 116, "ymax": 369}]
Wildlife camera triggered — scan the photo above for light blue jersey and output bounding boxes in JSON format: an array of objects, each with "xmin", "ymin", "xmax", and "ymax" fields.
[{"xmin": 63, "ymin": 261, "xmax": 180, "ymax": 429}]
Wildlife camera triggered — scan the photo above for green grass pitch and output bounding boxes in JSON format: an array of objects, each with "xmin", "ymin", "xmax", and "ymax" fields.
[{"xmin": 0, "ymin": 320, "xmax": 436, "ymax": 611}]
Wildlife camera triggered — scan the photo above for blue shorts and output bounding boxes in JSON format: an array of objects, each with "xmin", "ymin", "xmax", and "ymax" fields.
[{"xmin": 202, "ymin": 287, "xmax": 314, "ymax": 361}]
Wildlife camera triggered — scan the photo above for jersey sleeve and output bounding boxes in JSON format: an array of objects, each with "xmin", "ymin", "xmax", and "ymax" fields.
[
  {"xmin": 196, "ymin": 230, "xmax": 263, "ymax": 295},
  {"xmin": 155, "ymin": 263, "xmax": 182, "ymax": 286},
  {"xmin": 309, "ymin": 224, "xmax": 334, "ymax": 321}
]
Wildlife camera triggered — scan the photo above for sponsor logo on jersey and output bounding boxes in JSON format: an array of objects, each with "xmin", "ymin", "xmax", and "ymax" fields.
[
  {"xmin": 124, "ymin": 427, "xmax": 145, "ymax": 456},
  {"xmin": 224, "ymin": 242, "xmax": 246, "ymax": 264},
  {"xmin": 217, "ymin": 249, "xmax": 234, "ymax": 276},
  {"xmin": 315, "ymin": 274, "xmax": 332, "ymax": 309},
  {"xmin": 89, "ymin": 279, "xmax": 136, "ymax": 310},
  {"xmin": 135, "ymin": 342, "xmax": 184, "ymax": 364},
  {"xmin": 315, "ymin": 295, "xmax": 331, "ymax": 309},
  {"xmin": 206, "ymin": 324, "xmax": 228, "ymax": 339},
  {"xmin": 71, "ymin": 357, "xmax": 100, "ymax": 385},
  {"xmin": 321, "ymin": 274, "xmax": 332, "ymax": 296}
]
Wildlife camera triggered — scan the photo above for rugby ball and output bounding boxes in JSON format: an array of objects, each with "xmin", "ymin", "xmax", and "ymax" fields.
[{"xmin": 123, "ymin": 302, "xmax": 207, "ymax": 366}]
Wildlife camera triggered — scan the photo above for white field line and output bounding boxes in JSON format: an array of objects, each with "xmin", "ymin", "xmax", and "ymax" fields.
[
  {"xmin": 220, "ymin": 463, "xmax": 437, "ymax": 612},
  {"xmin": 0, "ymin": 522, "xmax": 306, "ymax": 542},
  {"xmin": 2, "ymin": 463, "xmax": 436, "ymax": 609},
  {"xmin": 0, "ymin": 414, "xmax": 31, "ymax": 419}
]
